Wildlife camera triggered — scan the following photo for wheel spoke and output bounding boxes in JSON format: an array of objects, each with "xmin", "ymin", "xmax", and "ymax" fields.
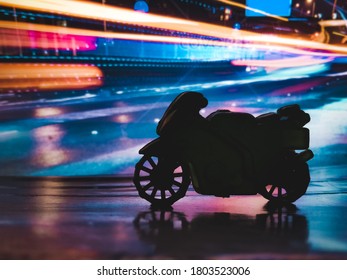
[
  {"xmin": 173, "ymin": 180, "xmax": 183, "ymax": 187},
  {"xmin": 139, "ymin": 175, "xmax": 151, "ymax": 181},
  {"xmin": 143, "ymin": 182, "xmax": 153, "ymax": 191},
  {"xmin": 135, "ymin": 157, "xmax": 190, "ymax": 206},
  {"xmin": 161, "ymin": 189, "xmax": 166, "ymax": 199},
  {"xmin": 269, "ymin": 185, "xmax": 276, "ymax": 194},
  {"xmin": 168, "ymin": 186, "xmax": 175, "ymax": 195},
  {"xmin": 150, "ymin": 187, "xmax": 158, "ymax": 198},
  {"xmin": 147, "ymin": 157, "xmax": 157, "ymax": 168},
  {"xmin": 141, "ymin": 166, "xmax": 153, "ymax": 174},
  {"xmin": 173, "ymin": 172, "xmax": 184, "ymax": 177}
]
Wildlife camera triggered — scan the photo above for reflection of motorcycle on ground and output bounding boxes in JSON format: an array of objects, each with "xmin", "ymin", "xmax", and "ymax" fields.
[
  {"xmin": 133, "ymin": 204, "xmax": 309, "ymax": 258},
  {"xmin": 134, "ymin": 91, "xmax": 314, "ymax": 208}
]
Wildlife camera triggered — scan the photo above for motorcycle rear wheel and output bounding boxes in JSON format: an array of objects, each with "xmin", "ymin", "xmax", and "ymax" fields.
[{"xmin": 259, "ymin": 161, "xmax": 310, "ymax": 203}]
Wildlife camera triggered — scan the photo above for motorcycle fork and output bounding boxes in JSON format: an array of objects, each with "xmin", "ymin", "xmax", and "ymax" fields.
[{"xmin": 150, "ymin": 156, "xmax": 179, "ymax": 190}]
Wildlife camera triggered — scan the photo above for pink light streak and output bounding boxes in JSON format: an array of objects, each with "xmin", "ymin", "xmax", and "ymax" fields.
[{"xmin": 0, "ymin": 27, "xmax": 96, "ymax": 51}]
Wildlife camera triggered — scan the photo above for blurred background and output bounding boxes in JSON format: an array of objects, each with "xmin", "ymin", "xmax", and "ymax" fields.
[{"xmin": 0, "ymin": 0, "xmax": 346, "ymax": 177}]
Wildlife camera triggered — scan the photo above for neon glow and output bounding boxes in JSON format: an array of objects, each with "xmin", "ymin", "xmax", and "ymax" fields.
[
  {"xmin": 232, "ymin": 56, "xmax": 333, "ymax": 69},
  {"xmin": 35, "ymin": 107, "xmax": 64, "ymax": 118},
  {"xmin": 242, "ymin": 34, "xmax": 347, "ymax": 55},
  {"xmin": 32, "ymin": 125, "xmax": 71, "ymax": 168},
  {"xmin": 0, "ymin": 0, "xmax": 346, "ymax": 96},
  {"xmin": 0, "ymin": 20, "xmax": 247, "ymax": 49},
  {"xmin": 319, "ymin": 19, "xmax": 347, "ymax": 27},
  {"xmin": 0, "ymin": 26, "xmax": 96, "ymax": 51},
  {"xmin": 1, "ymin": 19, "xmax": 347, "ymax": 63},
  {"xmin": 0, "ymin": 63, "xmax": 103, "ymax": 92},
  {"xmin": 1, "ymin": 0, "xmax": 347, "ymax": 58},
  {"xmin": 0, "ymin": 0, "xmax": 246, "ymax": 39},
  {"xmin": 266, "ymin": 78, "xmax": 330, "ymax": 96}
]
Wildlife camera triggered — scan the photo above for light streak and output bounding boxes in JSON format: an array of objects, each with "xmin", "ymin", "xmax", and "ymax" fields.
[
  {"xmin": 319, "ymin": 19, "xmax": 347, "ymax": 27},
  {"xmin": 0, "ymin": 0, "xmax": 347, "ymax": 74},
  {"xmin": 1, "ymin": 20, "xmax": 346, "ymax": 61},
  {"xmin": 0, "ymin": 20, "xmax": 244, "ymax": 48},
  {"xmin": 0, "ymin": 0, "xmax": 190, "ymax": 25},
  {"xmin": 1, "ymin": 1, "xmax": 347, "ymax": 57},
  {"xmin": 232, "ymin": 56, "xmax": 333, "ymax": 68},
  {"xmin": 0, "ymin": 63, "xmax": 103, "ymax": 92},
  {"xmin": 266, "ymin": 78, "xmax": 330, "ymax": 96},
  {"xmin": 0, "ymin": 0, "xmax": 249, "ymax": 39},
  {"xmin": 35, "ymin": 107, "xmax": 64, "ymax": 118},
  {"xmin": 242, "ymin": 34, "xmax": 347, "ymax": 55},
  {"xmin": 0, "ymin": 130, "xmax": 18, "ymax": 139},
  {"xmin": 332, "ymin": 31, "xmax": 347, "ymax": 43},
  {"xmin": 332, "ymin": 31, "xmax": 347, "ymax": 38},
  {"xmin": 0, "ymin": 26, "xmax": 96, "ymax": 50}
]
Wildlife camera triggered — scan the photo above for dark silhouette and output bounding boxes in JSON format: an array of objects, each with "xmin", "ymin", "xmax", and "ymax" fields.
[{"xmin": 133, "ymin": 91, "xmax": 314, "ymax": 208}]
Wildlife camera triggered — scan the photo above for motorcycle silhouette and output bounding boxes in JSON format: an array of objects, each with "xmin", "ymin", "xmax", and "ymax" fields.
[{"xmin": 133, "ymin": 91, "xmax": 314, "ymax": 208}]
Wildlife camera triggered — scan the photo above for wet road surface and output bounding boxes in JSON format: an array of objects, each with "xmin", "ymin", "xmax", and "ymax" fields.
[{"xmin": 0, "ymin": 166, "xmax": 346, "ymax": 260}]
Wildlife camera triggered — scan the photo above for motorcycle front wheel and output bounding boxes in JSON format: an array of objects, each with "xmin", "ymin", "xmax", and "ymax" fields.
[{"xmin": 133, "ymin": 154, "xmax": 190, "ymax": 208}]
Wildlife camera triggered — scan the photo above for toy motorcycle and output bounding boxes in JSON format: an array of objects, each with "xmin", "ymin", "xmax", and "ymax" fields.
[{"xmin": 133, "ymin": 91, "xmax": 313, "ymax": 208}]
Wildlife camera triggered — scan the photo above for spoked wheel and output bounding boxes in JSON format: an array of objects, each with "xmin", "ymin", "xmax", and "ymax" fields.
[
  {"xmin": 259, "ymin": 161, "xmax": 310, "ymax": 204},
  {"xmin": 260, "ymin": 184, "xmax": 290, "ymax": 203},
  {"xmin": 133, "ymin": 154, "xmax": 190, "ymax": 208}
]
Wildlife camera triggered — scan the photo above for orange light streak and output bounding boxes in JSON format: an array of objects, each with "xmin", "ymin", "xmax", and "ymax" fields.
[
  {"xmin": 0, "ymin": 0, "xmax": 257, "ymax": 41},
  {"xmin": 319, "ymin": 20, "xmax": 347, "ymax": 27},
  {"xmin": 0, "ymin": 20, "xmax": 346, "ymax": 60},
  {"xmin": 0, "ymin": 20, "xmax": 240, "ymax": 48},
  {"xmin": 1, "ymin": 0, "xmax": 347, "ymax": 56},
  {"xmin": 0, "ymin": 63, "xmax": 103, "ymax": 92}
]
